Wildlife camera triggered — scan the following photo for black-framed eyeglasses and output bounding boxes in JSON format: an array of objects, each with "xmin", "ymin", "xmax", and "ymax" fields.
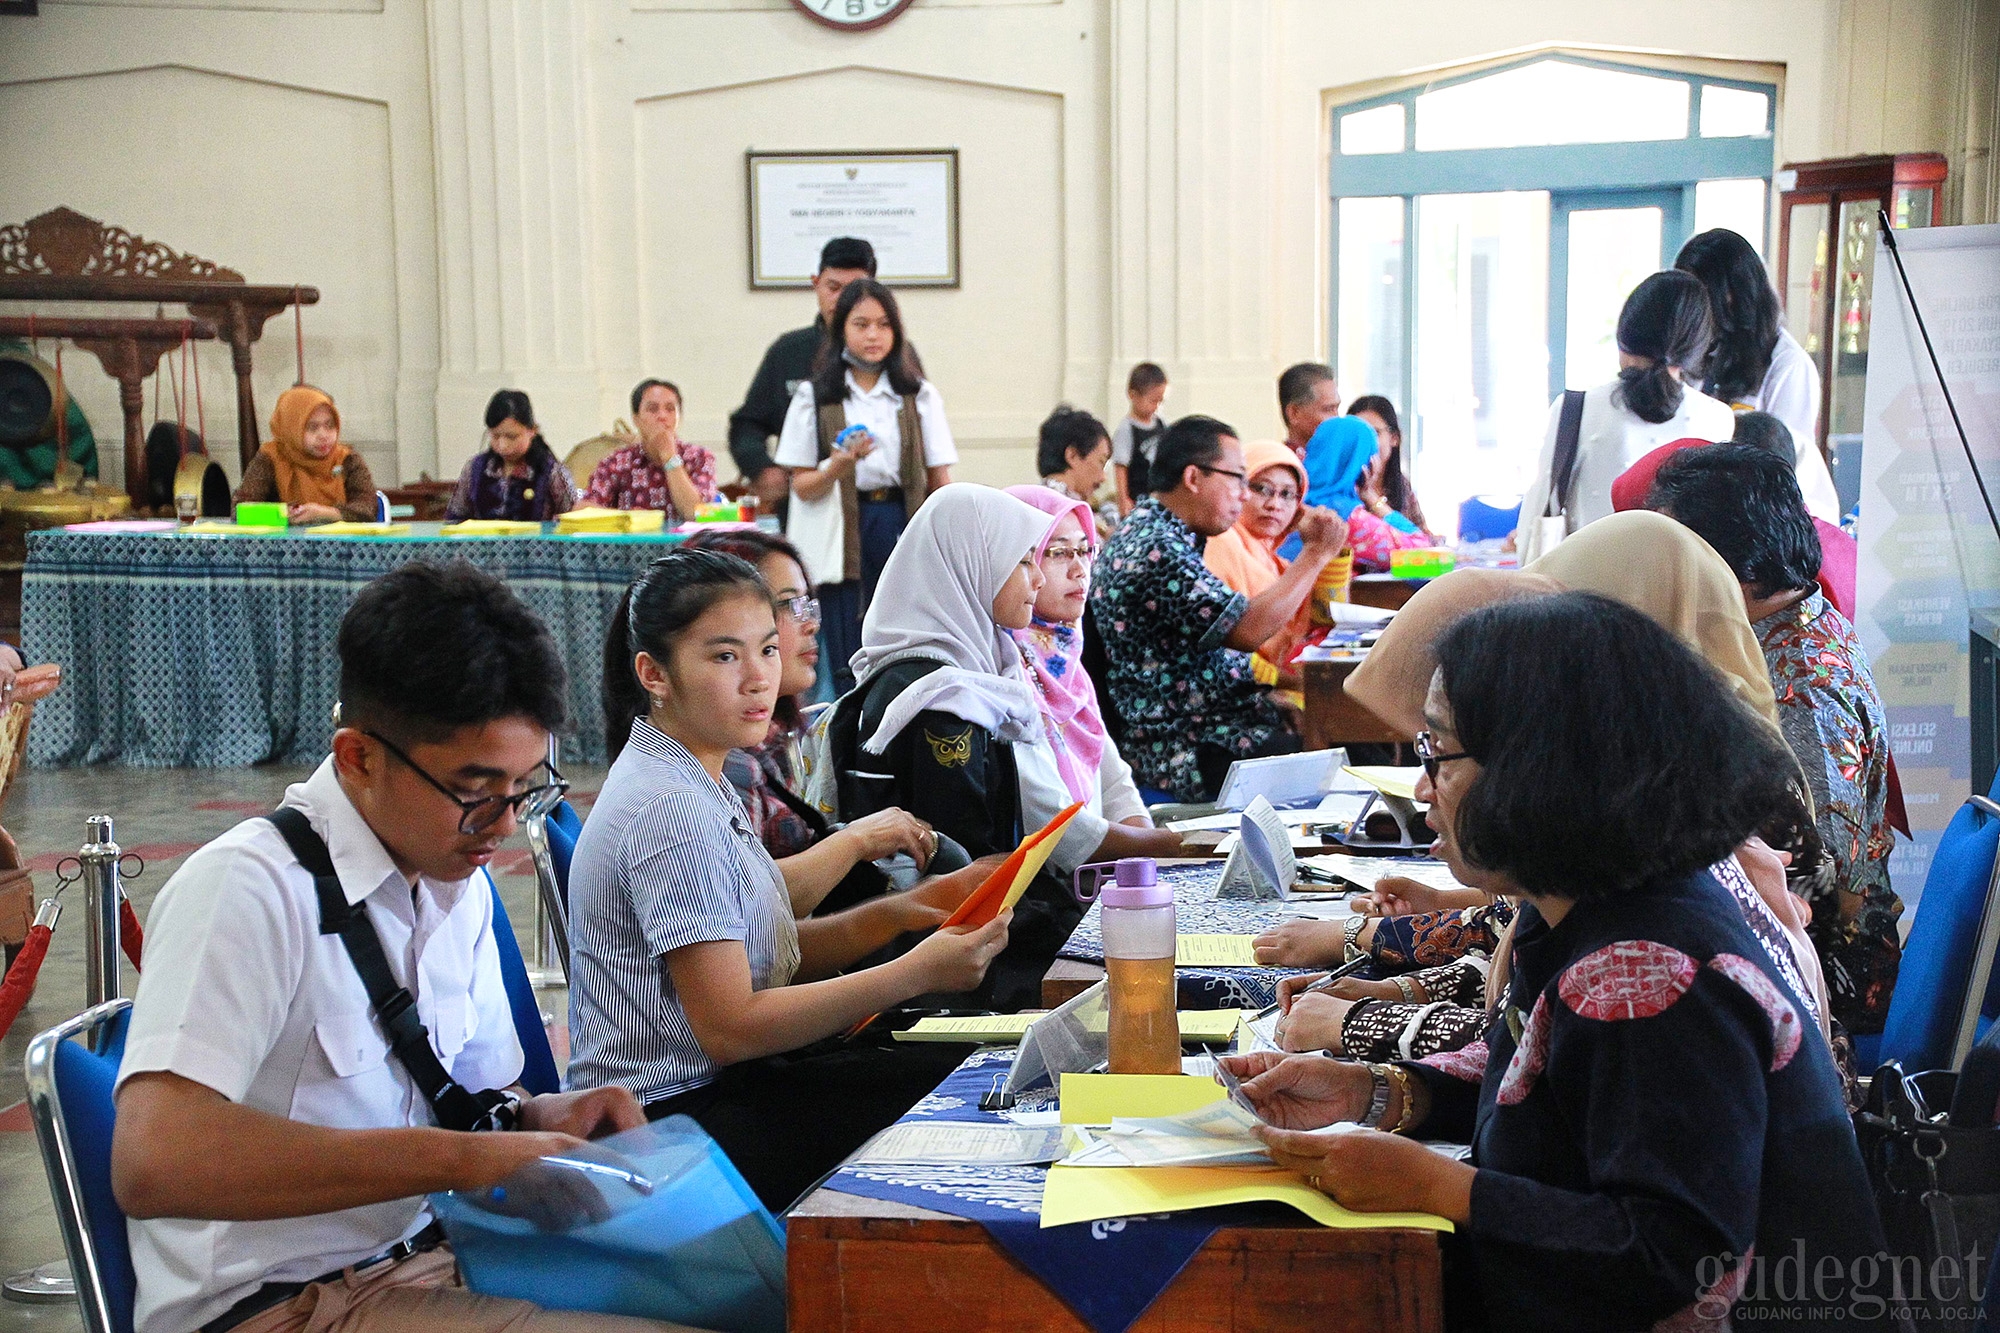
[
  {"xmin": 1246, "ymin": 480, "xmax": 1299, "ymax": 504},
  {"xmin": 1414, "ymin": 730, "xmax": 1470, "ymax": 784},
  {"xmin": 1195, "ymin": 464, "xmax": 1248, "ymax": 490},
  {"xmin": 775, "ymin": 593, "xmax": 821, "ymax": 627},
  {"xmin": 366, "ymin": 730, "xmax": 570, "ymax": 835}
]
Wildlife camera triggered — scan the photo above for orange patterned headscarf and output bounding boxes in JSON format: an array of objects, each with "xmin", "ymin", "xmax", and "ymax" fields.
[{"xmin": 260, "ymin": 385, "xmax": 349, "ymax": 507}]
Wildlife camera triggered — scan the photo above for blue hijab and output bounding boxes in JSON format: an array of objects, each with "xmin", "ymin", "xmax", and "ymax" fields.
[{"xmin": 1279, "ymin": 415, "xmax": 1418, "ymax": 559}]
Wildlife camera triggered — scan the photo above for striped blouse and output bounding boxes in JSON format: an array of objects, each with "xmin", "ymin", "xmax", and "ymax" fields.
[{"xmin": 565, "ymin": 719, "xmax": 800, "ymax": 1103}]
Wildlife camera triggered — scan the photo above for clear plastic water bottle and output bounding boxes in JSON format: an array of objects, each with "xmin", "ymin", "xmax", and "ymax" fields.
[{"xmin": 1099, "ymin": 858, "xmax": 1180, "ymax": 1074}]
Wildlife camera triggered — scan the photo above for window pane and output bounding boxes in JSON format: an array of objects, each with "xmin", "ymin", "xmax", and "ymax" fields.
[
  {"xmin": 1694, "ymin": 179, "xmax": 1768, "ymax": 257},
  {"xmin": 1415, "ymin": 60, "xmax": 1689, "ymax": 151},
  {"xmin": 1699, "ymin": 85, "xmax": 1769, "ymax": 137},
  {"xmin": 1340, "ymin": 103, "xmax": 1405, "ymax": 155},
  {"xmin": 1413, "ymin": 192, "xmax": 1550, "ymax": 538},
  {"xmin": 1337, "ymin": 197, "xmax": 1406, "ymax": 418},
  {"xmin": 1564, "ymin": 208, "xmax": 1664, "ymax": 391}
]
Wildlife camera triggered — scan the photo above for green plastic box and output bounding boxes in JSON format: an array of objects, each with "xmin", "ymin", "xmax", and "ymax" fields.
[{"xmin": 234, "ymin": 501, "xmax": 288, "ymax": 528}]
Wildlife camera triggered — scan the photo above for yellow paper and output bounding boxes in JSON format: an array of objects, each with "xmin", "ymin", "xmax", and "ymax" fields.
[
  {"xmin": 999, "ymin": 814, "xmax": 1074, "ymax": 913},
  {"xmin": 1039, "ymin": 1163, "xmax": 1452, "ymax": 1232},
  {"xmin": 185, "ymin": 521, "xmax": 284, "ymax": 535},
  {"xmin": 555, "ymin": 507, "xmax": 666, "ymax": 534},
  {"xmin": 1059, "ymin": 1073, "xmax": 1226, "ymax": 1125},
  {"xmin": 895, "ymin": 1010, "xmax": 1245, "ymax": 1045},
  {"xmin": 1342, "ymin": 765, "xmax": 1423, "ymax": 802},
  {"xmin": 441, "ymin": 519, "xmax": 542, "ymax": 536},
  {"xmin": 1176, "ymin": 934, "xmax": 1260, "ymax": 967},
  {"xmin": 308, "ymin": 522, "xmax": 410, "ymax": 536}
]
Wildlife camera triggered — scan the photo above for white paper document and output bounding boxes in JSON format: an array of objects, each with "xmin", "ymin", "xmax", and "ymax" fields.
[
  {"xmin": 1061, "ymin": 1097, "xmax": 1274, "ymax": 1168},
  {"xmin": 853, "ymin": 1122, "xmax": 1068, "ymax": 1167}
]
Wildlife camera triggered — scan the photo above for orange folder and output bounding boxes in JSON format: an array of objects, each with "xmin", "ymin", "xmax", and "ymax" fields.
[{"xmin": 844, "ymin": 800, "xmax": 1086, "ymax": 1037}]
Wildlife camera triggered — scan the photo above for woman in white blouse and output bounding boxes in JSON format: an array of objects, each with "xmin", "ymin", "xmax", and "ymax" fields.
[
  {"xmin": 775, "ymin": 279, "xmax": 956, "ymax": 693},
  {"xmin": 1676, "ymin": 228, "xmax": 1841, "ymax": 523},
  {"xmin": 1517, "ymin": 270, "xmax": 1733, "ymax": 563}
]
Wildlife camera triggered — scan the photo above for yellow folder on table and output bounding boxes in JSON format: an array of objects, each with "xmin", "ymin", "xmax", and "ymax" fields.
[
  {"xmin": 896, "ymin": 1009, "xmax": 1246, "ymax": 1046},
  {"xmin": 1059, "ymin": 1073, "xmax": 1227, "ymax": 1125},
  {"xmin": 441, "ymin": 519, "xmax": 542, "ymax": 536},
  {"xmin": 1175, "ymin": 934, "xmax": 1260, "ymax": 967},
  {"xmin": 1039, "ymin": 1162, "xmax": 1453, "ymax": 1232},
  {"xmin": 555, "ymin": 507, "xmax": 666, "ymax": 534},
  {"xmin": 309, "ymin": 522, "xmax": 410, "ymax": 536},
  {"xmin": 1342, "ymin": 765, "xmax": 1423, "ymax": 803}
]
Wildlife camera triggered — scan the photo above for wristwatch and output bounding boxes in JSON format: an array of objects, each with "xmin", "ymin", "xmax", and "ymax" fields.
[
  {"xmin": 1343, "ymin": 914, "xmax": 1368, "ymax": 963},
  {"xmin": 1357, "ymin": 1063, "xmax": 1392, "ymax": 1129},
  {"xmin": 661, "ymin": 451, "xmax": 685, "ymax": 473}
]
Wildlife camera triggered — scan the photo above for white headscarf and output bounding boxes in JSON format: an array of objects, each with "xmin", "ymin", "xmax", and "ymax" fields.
[{"xmin": 850, "ymin": 484, "xmax": 1059, "ymax": 752}]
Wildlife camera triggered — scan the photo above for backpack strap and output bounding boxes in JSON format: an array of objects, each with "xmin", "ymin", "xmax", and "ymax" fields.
[
  {"xmin": 266, "ymin": 807, "xmax": 519, "ymax": 1133},
  {"xmin": 1544, "ymin": 389, "xmax": 1587, "ymax": 519},
  {"xmin": 816, "ymin": 399, "xmax": 861, "ymax": 583}
]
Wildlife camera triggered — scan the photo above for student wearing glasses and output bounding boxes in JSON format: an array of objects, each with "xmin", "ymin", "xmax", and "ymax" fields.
[
  {"xmin": 1003, "ymin": 486, "xmax": 1182, "ymax": 872},
  {"xmin": 1089, "ymin": 416, "xmax": 1346, "ymax": 801},
  {"xmin": 110, "ymin": 563, "xmax": 685, "ymax": 1333}
]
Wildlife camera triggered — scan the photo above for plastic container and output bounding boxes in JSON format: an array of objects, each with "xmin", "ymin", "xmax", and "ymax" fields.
[
  {"xmin": 1098, "ymin": 858, "xmax": 1180, "ymax": 1074},
  {"xmin": 1389, "ymin": 547, "xmax": 1457, "ymax": 580},
  {"xmin": 430, "ymin": 1115, "xmax": 785, "ymax": 1333},
  {"xmin": 233, "ymin": 501, "xmax": 288, "ymax": 528}
]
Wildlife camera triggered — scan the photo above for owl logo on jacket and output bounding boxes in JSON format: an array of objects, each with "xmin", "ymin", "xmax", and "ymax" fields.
[{"xmin": 925, "ymin": 727, "xmax": 973, "ymax": 768}]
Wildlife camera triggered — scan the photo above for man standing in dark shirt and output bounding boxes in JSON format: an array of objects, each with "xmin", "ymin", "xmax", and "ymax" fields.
[{"xmin": 727, "ymin": 236, "xmax": 880, "ymax": 517}]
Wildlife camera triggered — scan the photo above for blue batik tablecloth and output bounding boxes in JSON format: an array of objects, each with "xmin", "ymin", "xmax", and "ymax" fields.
[
  {"xmin": 1058, "ymin": 862, "xmax": 1321, "ymax": 1009},
  {"xmin": 24, "ymin": 524, "xmax": 685, "ymax": 767},
  {"xmin": 828, "ymin": 1046, "xmax": 1296, "ymax": 1333}
]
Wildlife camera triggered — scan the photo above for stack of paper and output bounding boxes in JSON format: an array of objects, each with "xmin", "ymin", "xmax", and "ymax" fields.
[
  {"xmin": 851, "ymin": 1123, "xmax": 1066, "ymax": 1166},
  {"xmin": 1063, "ymin": 1098, "xmax": 1273, "ymax": 1169},
  {"xmin": 1299, "ymin": 854, "xmax": 1467, "ymax": 896},
  {"xmin": 555, "ymin": 507, "xmax": 666, "ymax": 534},
  {"xmin": 440, "ymin": 519, "xmax": 542, "ymax": 536}
]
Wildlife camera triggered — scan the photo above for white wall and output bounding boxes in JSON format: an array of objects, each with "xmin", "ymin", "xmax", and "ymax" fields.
[{"xmin": 1, "ymin": 0, "xmax": 1993, "ymax": 490}]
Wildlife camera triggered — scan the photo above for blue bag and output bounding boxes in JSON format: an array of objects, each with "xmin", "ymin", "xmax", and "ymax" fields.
[{"xmin": 431, "ymin": 1115, "xmax": 785, "ymax": 1333}]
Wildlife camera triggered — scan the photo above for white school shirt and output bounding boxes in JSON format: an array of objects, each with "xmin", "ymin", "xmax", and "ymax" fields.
[
  {"xmin": 1017, "ymin": 729, "xmax": 1151, "ymax": 876},
  {"xmin": 774, "ymin": 372, "xmax": 958, "ymax": 586},
  {"xmin": 117, "ymin": 759, "xmax": 523, "ymax": 1333},
  {"xmin": 1515, "ymin": 379, "xmax": 1736, "ymax": 564},
  {"xmin": 1736, "ymin": 328, "xmax": 1841, "ymax": 524}
]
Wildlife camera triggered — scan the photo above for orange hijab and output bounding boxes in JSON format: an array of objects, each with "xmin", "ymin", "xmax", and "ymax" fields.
[
  {"xmin": 260, "ymin": 386, "xmax": 350, "ymax": 507},
  {"xmin": 1203, "ymin": 439, "xmax": 1309, "ymax": 597}
]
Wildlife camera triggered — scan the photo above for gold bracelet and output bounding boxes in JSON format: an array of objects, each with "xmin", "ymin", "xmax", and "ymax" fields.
[{"xmin": 1384, "ymin": 1063, "xmax": 1418, "ymax": 1135}]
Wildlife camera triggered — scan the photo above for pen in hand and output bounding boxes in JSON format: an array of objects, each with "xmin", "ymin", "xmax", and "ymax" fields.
[{"xmin": 1253, "ymin": 953, "xmax": 1374, "ymax": 1021}]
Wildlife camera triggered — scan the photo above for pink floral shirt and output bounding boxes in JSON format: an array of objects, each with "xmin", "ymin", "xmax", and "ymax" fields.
[{"xmin": 581, "ymin": 439, "xmax": 718, "ymax": 517}]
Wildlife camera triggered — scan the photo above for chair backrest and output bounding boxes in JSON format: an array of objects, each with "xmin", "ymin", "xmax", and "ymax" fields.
[
  {"xmin": 483, "ymin": 871, "xmax": 560, "ymax": 1095},
  {"xmin": 521, "ymin": 799, "xmax": 578, "ymax": 985},
  {"xmin": 1457, "ymin": 494, "xmax": 1523, "ymax": 544},
  {"xmin": 374, "ymin": 490, "xmax": 391, "ymax": 522},
  {"xmin": 1876, "ymin": 795, "xmax": 2000, "ymax": 1072},
  {"xmin": 26, "ymin": 999, "xmax": 136, "ymax": 1333}
]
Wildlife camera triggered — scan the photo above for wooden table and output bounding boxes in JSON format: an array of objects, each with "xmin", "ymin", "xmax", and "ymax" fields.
[
  {"xmin": 1301, "ymin": 658, "xmax": 1405, "ymax": 752},
  {"xmin": 1348, "ymin": 573, "xmax": 1425, "ymax": 610},
  {"xmin": 787, "ymin": 1187, "xmax": 1444, "ymax": 1332}
]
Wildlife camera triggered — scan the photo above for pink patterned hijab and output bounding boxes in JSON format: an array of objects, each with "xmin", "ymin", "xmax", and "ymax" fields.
[{"xmin": 1005, "ymin": 484, "xmax": 1107, "ymax": 805}]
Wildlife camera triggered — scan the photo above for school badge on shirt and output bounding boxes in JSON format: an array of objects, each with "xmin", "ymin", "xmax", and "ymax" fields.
[{"xmin": 925, "ymin": 727, "xmax": 973, "ymax": 768}]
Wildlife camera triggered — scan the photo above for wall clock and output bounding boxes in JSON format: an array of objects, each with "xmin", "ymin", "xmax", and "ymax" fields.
[{"xmin": 790, "ymin": 0, "xmax": 915, "ymax": 33}]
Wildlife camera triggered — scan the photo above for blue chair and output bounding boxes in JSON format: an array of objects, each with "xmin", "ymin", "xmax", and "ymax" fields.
[
  {"xmin": 484, "ymin": 870, "xmax": 560, "ymax": 1096},
  {"xmin": 373, "ymin": 490, "xmax": 391, "ymax": 522},
  {"xmin": 26, "ymin": 999, "xmax": 136, "ymax": 1333},
  {"xmin": 1457, "ymin": 494, "xmax": 1522, "ymax": 544},
  {"xmin": 522, "ymin": 799, "xmax": 581, "ymax": 985},
  {"xmin": 1859, "ymin": 794, "xmax": 2000, "ymax": 1073}
]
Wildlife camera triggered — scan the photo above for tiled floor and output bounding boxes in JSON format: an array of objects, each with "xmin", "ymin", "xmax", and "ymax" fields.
[{"xmin": 0, "ymin": 762, "xmax": 598, "ymax": 1333}]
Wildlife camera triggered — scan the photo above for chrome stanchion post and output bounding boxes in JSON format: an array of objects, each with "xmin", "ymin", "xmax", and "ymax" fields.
[
  {"xmin": 529, "ymin": 737, "xmax": 562, "ymax": 988},
  {"xmin": 3, "ymin": 814, "xmax": 122, "ymax": 1308},
  {"xmin": 80, "ymin": 815, "xmax": 121, "ymax": 1011}
]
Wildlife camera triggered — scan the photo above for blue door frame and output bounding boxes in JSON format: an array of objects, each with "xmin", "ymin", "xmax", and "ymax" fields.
[{"xmin": 1547, "ymin": 187, "xmax": 1687, "ymax": 399}]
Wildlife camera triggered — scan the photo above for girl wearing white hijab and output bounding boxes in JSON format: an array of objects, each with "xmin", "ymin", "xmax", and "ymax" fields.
[{"xmin": 824, "ymin": 484, "xmax": 1085, "ymax": 1010}]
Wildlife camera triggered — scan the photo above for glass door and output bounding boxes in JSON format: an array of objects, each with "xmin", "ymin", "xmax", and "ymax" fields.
[{"xmin": 1548, "ymin": 189, "xmax": 1682, "ymax": 397}]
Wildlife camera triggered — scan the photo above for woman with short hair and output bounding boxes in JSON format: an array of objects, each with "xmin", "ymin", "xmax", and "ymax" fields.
[{"xmin": 1221, "ymin": 593, "xmax": 1893, "ymax": 1331}]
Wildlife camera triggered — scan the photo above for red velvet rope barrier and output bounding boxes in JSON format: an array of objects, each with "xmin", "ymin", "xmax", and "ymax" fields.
[
  {"xmin": 120, "ymin": 897, "xmax": 144, "ymax": 971},
  {"xmin": 0, "ymin": 922, "xmax": 52, "ymax": 1042}
]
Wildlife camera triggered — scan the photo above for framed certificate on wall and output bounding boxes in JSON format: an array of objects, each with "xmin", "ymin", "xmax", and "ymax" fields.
[{"xmin": 746, "ymin": 150, "xmax": 959, "ymax": 288}]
